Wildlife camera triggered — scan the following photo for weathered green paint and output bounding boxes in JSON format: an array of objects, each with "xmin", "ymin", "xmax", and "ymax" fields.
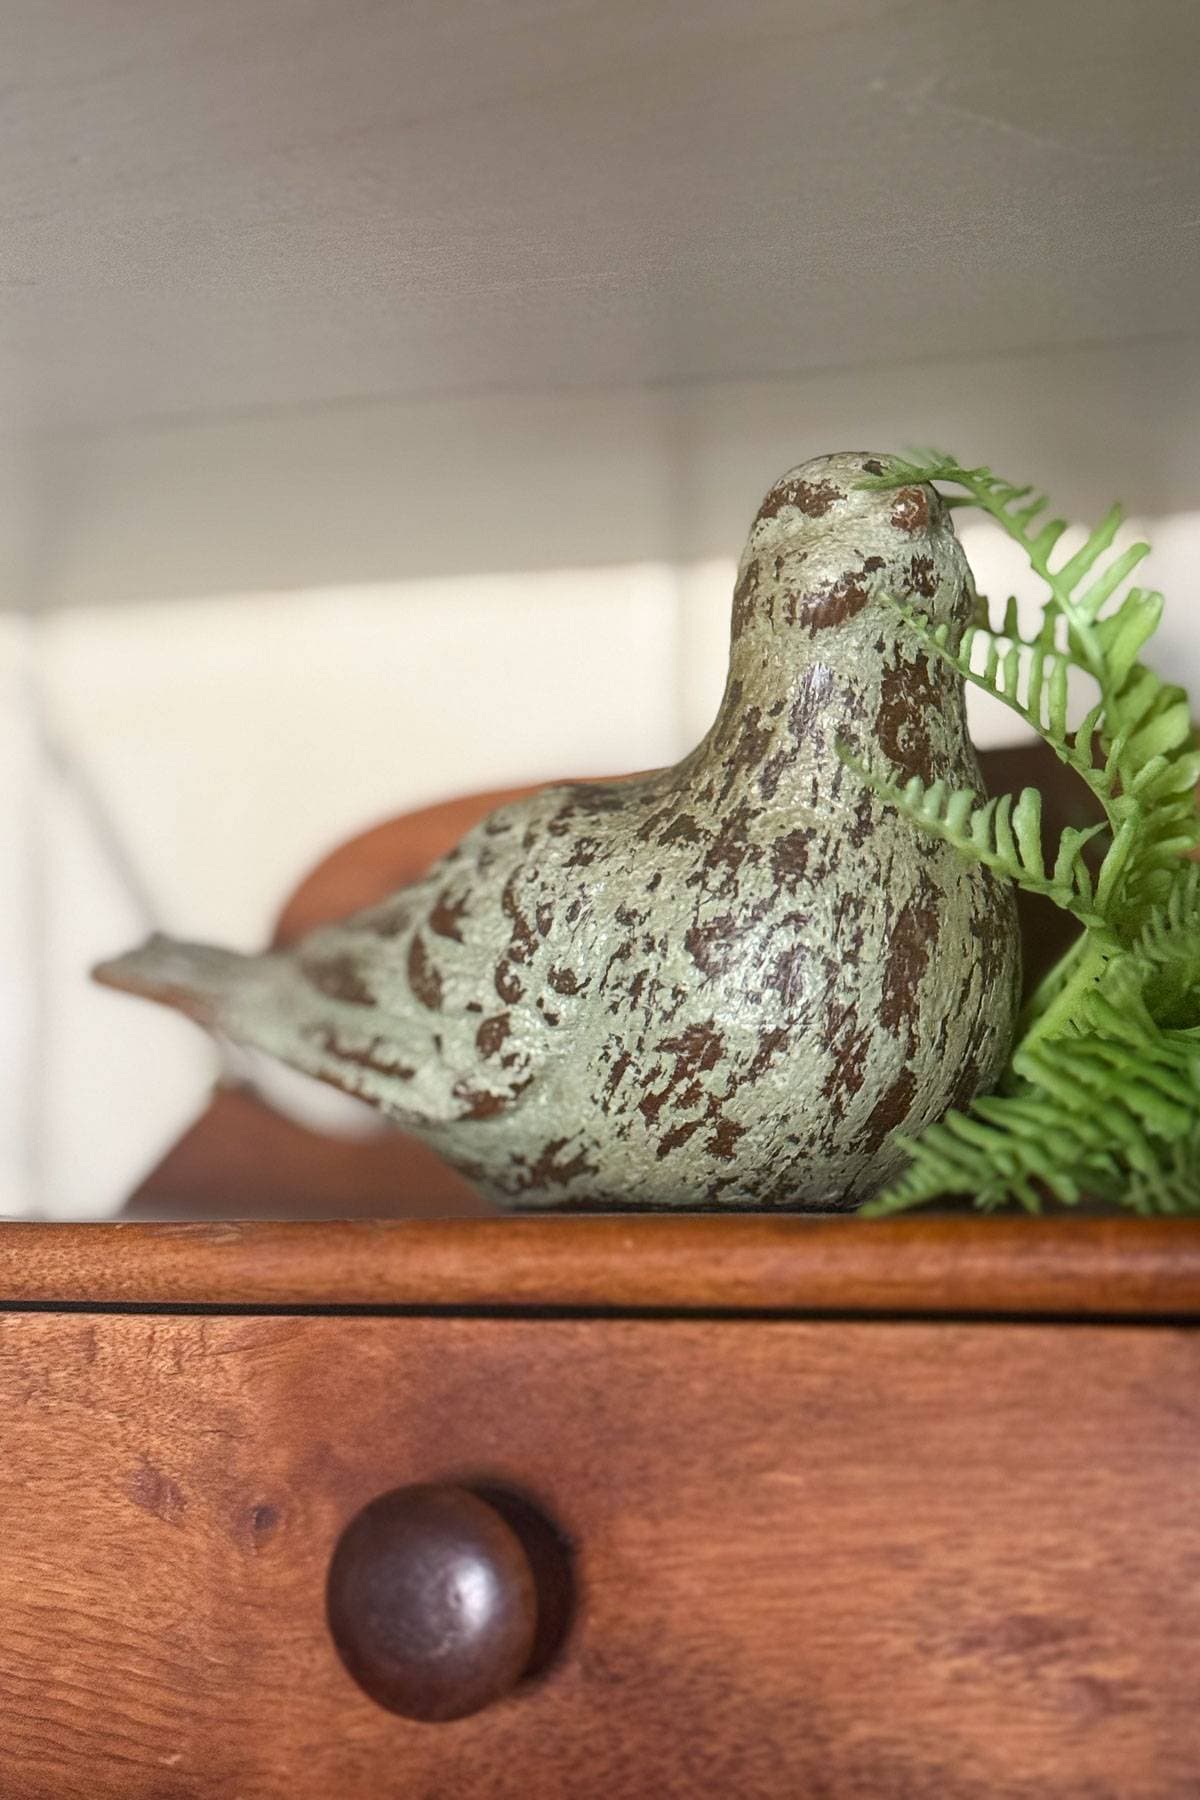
[{"xmin": 97, "ymin": 453, "xmax": 1020, "ymax": 1209}]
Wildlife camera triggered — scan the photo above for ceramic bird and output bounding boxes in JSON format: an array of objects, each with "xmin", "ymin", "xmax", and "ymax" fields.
[{"xmin": 96, "ymin": 452, "xmax": 1021, "ymax": 1210}]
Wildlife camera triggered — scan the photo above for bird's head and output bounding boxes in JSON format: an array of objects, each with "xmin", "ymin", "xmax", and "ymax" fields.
[{"xmin": 734, "ymin": 450, "xmax": 974, "ymax": 647}]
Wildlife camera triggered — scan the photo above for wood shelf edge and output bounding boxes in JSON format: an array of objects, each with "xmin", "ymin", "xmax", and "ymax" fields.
[{"xmin": 0, "ymin": 1215, "xmax": 1197, "ymax": 1316}]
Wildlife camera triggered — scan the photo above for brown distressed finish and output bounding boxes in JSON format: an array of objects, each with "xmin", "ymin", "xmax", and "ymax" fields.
[
  {"xmin": 127, "ymin": 1085, "xmax": 489, "ymax": 1221},
  {"xmin": 3, "ymin": 1216, "xmax": 1200, "ymax": 1315},
  {"xmin": 0, "ymin": 1311, "xmax": 1196, "ymax": 1797}
]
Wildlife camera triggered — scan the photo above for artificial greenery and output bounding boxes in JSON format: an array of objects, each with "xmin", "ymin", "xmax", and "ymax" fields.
[{"xmin": 851, "ymin": 453, "xmax": 1200, "ymax": 1213}]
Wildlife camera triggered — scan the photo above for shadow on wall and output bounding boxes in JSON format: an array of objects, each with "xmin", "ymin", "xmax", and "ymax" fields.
[{"xmin": 15, "ymin": 338, "xmax": 1200, "ymax": 609}]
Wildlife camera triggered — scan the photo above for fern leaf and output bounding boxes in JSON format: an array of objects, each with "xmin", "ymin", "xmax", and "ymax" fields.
[
  {"xmin": 840, "ymin": 751, "xmax": 1107, "ymax": 924},
  {"xmin": 1053, "ymin": 502, "xmax": 1122, "ymax": 593},
  {"xmin": 866, "ymin": 1008, "xmax": 1200, "ymax": 1215},
  {"xmin": 1114, "ymin": 1129, "xmax": 1200, "ymax": 1212},
  {"xmin": 885, "ymin": 598, "xmax": 1119, "ymax": 821},
  {"xmin": 1092, "ymin": 588, "xmax": 1162, "ymax": 685},
  {"xmin": 1128, "ymin": 866, "xmax": 1200, "ymax": 1027}
]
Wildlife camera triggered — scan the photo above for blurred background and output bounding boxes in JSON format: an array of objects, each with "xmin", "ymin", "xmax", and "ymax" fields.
[{"xmin": 2, "ymin": 0, "xmax": 1198, "ymax": 1216}]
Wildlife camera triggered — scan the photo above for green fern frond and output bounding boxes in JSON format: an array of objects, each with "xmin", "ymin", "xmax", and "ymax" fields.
[
  {"xmin": 1134, "ymin": 859, "xmax": 1200, "ymax": 943},
  {"xmin": 841, "ymin": 752, "xmax": 1108, "ymax": 925},
  {"xmin": 868, "ymin": 453, "xmax": 1200, "ymax": 933},
  {"xmin": 1102, "ymin": 663, "xmax": 1200, "ymax": 917},
  {"xmin": 861, "ymin": 449, "xmax": 965, "ymax": 489},
  {"xmin": 863, "ymin": 453, "xmax": 1154, "ymax": 683},
  {"xmin": 1093, "ymin": 587, "xmax": 1163, "ymax": 686},
  {"xmin": 885, "ymin": 599, "xmax": 1117, "ymax": 817},
  {"xmin": 1128, "ymin": 864, "xmax": 1200, "ymax": 1026},
  {"xmin": 865, "ymin": 992, "xmax": 1200, "ymax": 1217},
  {"xmin": 853, "ymin": 450, "xmax": 1200, "ymax": 1214},
  {"xmin": 1114, "ymin": 1128, "xmax": 1200, "ymax": 1212}
]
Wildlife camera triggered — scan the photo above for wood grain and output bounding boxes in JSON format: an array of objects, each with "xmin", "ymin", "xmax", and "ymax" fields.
[
  {"xmin": 126, "ymin": 1085, "xmax": 489, "ymax": 1221},
  {"xmin": 0, "ymin": 1310, "xmax": 1196, "ymax": 1798},
  {"xmin": 3, "ymin": 1216, "xmax": 1200, "ymax": 1315}
]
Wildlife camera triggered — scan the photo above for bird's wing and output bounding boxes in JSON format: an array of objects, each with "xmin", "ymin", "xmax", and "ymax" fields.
[{"xmin": 274, "ymin": 782, "xmax": 610, "ymax": 1128}]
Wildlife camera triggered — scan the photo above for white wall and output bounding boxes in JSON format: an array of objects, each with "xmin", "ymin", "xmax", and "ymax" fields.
[{"xmin": 0, "ymin": 621, "xmax": 38, "ymax": 1216}]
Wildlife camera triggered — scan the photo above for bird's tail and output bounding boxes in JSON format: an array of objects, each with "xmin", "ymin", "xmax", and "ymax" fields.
[{"xmin": 93, "ymin": 933, "xmax": 261, "ymax": 1030}]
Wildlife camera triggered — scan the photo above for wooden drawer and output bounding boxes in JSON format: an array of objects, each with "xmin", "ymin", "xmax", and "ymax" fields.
[{"xmin": 2, "ymin": 1279, "xmax": 1198, "ymax": 1798}]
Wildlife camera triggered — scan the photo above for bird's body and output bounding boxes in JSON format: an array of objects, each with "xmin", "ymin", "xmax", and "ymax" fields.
[{"xmin": 97, "ymin": 453, "xmax": 1021, "ymax": 1209}]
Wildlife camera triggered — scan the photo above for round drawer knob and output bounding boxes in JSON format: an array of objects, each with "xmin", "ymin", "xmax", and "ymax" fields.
[{"xmin": 326, "ymin": 1484, "xmax": 540, "ymax": 1722}]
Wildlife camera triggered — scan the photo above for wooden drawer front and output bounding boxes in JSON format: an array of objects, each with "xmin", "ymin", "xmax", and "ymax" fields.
[{"xmin": 1, "ymin": 1314, "xmax": 1196, "ymax": 1798}]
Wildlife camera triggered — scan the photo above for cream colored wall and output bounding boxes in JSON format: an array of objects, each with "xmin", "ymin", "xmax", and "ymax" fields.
[{"xmin": 0, "ymin": 621, "xmax": 38, "ymax": 1216}]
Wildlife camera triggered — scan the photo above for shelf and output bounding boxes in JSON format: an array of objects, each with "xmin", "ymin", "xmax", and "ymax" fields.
[
  {"xmin": 1, "ymin": 1215, "xmax": 1198, "ymax": 1317},
  {"xmin": 7, "ymin": 1, "xmax": 1199, "ymax": 438}
]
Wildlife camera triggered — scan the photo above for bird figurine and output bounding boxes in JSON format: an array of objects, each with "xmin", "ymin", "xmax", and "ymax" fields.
[{"xmin": 96, "ymin": 452, "xmax": 1021, "ymax": 1210}]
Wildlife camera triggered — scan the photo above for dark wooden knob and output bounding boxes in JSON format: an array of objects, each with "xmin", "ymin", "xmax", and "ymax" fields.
[{"xmin": 326, "ymin": 1484, "xmax": 539, "ymax": 1722}]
